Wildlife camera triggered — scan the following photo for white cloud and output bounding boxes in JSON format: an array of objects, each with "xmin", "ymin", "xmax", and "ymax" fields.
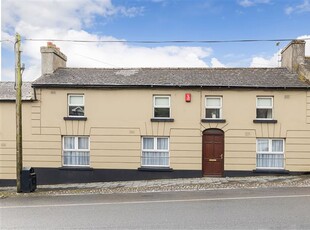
[
  {"xmin": 1, "ymin": 0, "xmax": 212, "ymax": 81},
  {"xmin": 285, "ymin": 0, "xmax": 310, "ymax": 15},
  {"xmin": 22, "ymin": 64, "xmax": 41, "ymax": 82},
  {"xmin": 151, "ymin": 0, "xmax": 169, "ymax": 5},
  {"xmin": 285, "ymin": 6, "xmax": 294, "ymax": 15},
  {"xmin": 211, "ymin": 58, "xmax": 226, "ymax": 67},
  {"xmin": 238, "ymin": 0, "xmax": 255, "ymax": 7},
  {"xmin": 1, "ymin": 31, "xmax": 14, "ymax": 44},
  {"xmin": 1, "ymin": 68, "xmax": 15, "ymax": 82},
  {"xmin": 237, "ymin": 0, "xmax": 270, "ymax": 7},
  {"xmin": 250, "ymin": 52, "xmax": 279, "ymax": 67},
  {"xmin": 2, "ymin": 0, "xmax": 144, "ymax": 32},
  {"xmin": 11, "ymin": 27, "xmax": 211, "ymax": 81}
]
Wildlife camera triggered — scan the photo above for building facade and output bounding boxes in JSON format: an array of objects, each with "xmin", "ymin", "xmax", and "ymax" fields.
[{"xmin": 1, "ymin": 40, "xmax": 310, "ymax": 185}]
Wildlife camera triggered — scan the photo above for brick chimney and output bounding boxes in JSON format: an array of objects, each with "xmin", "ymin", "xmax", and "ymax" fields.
[
  {"xmin": 40, "ymin": 42, "xmax": 67, "ymax": 75},
  {"xmin": 281, "ymin": 40, "xmax": 305, "ymax": 72}
]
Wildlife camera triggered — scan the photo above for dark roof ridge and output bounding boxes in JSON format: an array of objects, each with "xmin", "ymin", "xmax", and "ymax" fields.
[{"xmin": 56, "ymin": 67, "xmax": 288, "ymax": 70}]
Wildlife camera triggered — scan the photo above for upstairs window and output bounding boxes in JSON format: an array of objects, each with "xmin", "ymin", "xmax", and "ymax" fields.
[
  {"xmin": 68, "ymin": 95, "xmax": 84, "ymax": 117},
  {"xmin": 153, "ymin": 96, "xmax": 170, "ymax": 118},
  {"xmin": 256, "ymin": 97, "xmax": 273, "ymax": 119},
  {"xmin": 205, "ymin": 97, "xmax": 222, "ymax": 119},
  {"xmin": 63, "ymin": 136, "xmax": 90, "ymax": 167}
]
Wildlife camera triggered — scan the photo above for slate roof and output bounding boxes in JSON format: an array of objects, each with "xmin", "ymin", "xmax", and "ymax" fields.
[
  {"xmin": 0, "ymin": 82, "xmax": 34, "ymax": 101},
  {"xmin": 33, "ymin": 67, "xmax": 309, "ymax": 89}
]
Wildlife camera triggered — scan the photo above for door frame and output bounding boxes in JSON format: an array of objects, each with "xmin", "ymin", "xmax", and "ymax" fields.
[{"xmin": 202, "ymin": 128, "xmax": 224, "ymax": 176}]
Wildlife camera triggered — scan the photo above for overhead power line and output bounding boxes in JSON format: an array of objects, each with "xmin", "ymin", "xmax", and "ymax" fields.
[
  {"xmin": 23, "ymin": 38, "xmax": 310, "ymax": 44},
  {"xmin": 0, "ymin": 39, "xmax": 14, "ymax": 43},
  {"xmin": 74, "ymin": 53, "xmax": 118, "ymax": 67}
]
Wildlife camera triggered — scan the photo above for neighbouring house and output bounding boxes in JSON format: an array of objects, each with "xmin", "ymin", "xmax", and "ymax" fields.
[{"xmin": 0, "ymin": 40, "xmax": 310, "ymax": 185}]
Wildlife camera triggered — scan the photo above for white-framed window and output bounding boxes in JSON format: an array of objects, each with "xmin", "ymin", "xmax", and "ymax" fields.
[
  {"xmin": 153, "ymin": 96, "xmax": 171, "ymax": 118},
  {"xmin": 63, "ymin": 136, "xmax": 90, "ymax": 166},
  {"xmin": 141, "ymin": 137, "xmax": 169, "ymax": 167},
  {"xmin": 68, "ymin": 94, "xmax": 84, "ymax": 117},
  {"xmin": 205, "ymin": 96, "xmax": 222, "ymax": 119},
  {"xmin": 256, "ymin": 97, "xmax": 273, "ymax": 119},
  {"xmin": 256, "ymin": 139, "xmax": 284, "ymax": 169}
]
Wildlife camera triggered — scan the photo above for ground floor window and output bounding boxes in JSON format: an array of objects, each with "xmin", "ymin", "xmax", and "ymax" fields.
[
  {"xmin": 141, "ymin": 137, "xmax": 169, "ymax": 167},
  {"xmin": 63, "ymin": 136, "xmax": 90, "ymax": 166},
  {"xmin": 256, "ymin": 139, "xmax": 284, "ymax": 169}
]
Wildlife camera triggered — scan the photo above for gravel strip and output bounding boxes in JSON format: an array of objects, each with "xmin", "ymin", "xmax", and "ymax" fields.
[{"xmin": 1, "ymin": 175, "xmax": 309, "ymax": 199}]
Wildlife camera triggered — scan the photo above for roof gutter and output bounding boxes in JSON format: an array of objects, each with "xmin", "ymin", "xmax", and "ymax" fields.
[{"xmin": 31, "ymin": 84, "xmax": 310, "ymax": 90}]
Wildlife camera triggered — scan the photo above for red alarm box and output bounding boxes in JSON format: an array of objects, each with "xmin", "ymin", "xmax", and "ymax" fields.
[{"xmin": 185, "ymin": 93, "xmax": 191, "ymax": 102}]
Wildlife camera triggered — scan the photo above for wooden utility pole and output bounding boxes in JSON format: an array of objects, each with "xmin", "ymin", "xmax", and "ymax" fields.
[{"xmin": 15, "ymin": 33, "xmax": 23, "ymax": 193}]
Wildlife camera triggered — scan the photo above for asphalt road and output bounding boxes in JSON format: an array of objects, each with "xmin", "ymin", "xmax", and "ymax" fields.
[{"xmin": 1, "ymin": 187, "xmax": 310, "ymax": 229}]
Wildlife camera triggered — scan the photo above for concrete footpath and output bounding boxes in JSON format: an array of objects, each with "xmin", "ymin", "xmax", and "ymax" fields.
[{"xmin": 1, "ymin": 175, "xmax": 309, "ymax": 198}]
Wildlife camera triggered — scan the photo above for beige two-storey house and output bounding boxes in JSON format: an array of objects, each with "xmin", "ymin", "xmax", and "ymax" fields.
[{"xmin": 1, "ymin": 40, "xmax": 310, "ymax": 185}]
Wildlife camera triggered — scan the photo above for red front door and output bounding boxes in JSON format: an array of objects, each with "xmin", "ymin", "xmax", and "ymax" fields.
[{"xmin": 202, "ymin": 129, "xmax": 224, "ymax": 176}]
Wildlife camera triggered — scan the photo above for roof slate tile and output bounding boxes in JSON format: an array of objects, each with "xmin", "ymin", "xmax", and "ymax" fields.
[
  {"xmin": 32, "ymin": 67, "xmax": 310, "ymax": 89},
  {"xmin": 0, "ymin": 82, "xmax": 33, "ymax": 100}
]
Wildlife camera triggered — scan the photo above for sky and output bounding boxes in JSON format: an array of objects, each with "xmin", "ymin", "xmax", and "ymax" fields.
[{"xmin": 1, "ymin": 0, "xmax": 310, "ymax": 81}]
